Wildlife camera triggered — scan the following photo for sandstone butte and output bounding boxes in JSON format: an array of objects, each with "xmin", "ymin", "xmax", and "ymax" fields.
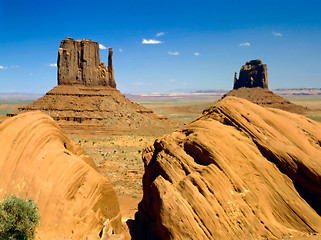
[
  {"xmin": 133, "ymin": 96, "xmax": 321, "ymax": 240},
  {"xmin": 8, "ymin": 38, "xmax": 177, "ymax": 134},
  {"xmin": 0, "ymin": 111, "xmax": 122, "ymax": 239},
  {"xmin": 226, "ymin": 59, "xmax": 307, "ymax": 114}
]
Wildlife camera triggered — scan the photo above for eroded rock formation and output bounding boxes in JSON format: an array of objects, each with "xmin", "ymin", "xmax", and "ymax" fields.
[
  {"xmin": 225, "ymin": 59, "xmax": 307, "ymax": 114},
  {"xmin": 234, "ymin": 59, "xmax": 268, "ymax": 89},
  {"xmin": 58, "ymin": 37, "xmax": 116, "ymax": 88},
  {"xmin": 0, "ymin": 112, "xmax": 122, "ymax": 239},
  {"xmin": 133, "ymin": 96, "xmax": 321, "ymax": 239},
  {"xmin": 9, "ymin": 84, "xmax": 176, "ymax": 134},
  {"xmin": 8, "ymin": 38, "xmax": 178, "ymax": 134}
]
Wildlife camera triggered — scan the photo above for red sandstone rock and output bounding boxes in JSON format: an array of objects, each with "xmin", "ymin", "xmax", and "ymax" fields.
[
  {"xmin": 234, "ymin": 59, "xmax": 268, "ymax": 89},
  {"xmin": 223, "ymin": 87, "xmax": 307, "ymax": 114},
  {"xmin": 8, "ymin": 38, "xmax": 178, "ymax": 133},
  {"xmin": 0, "ymin": 112, "xmax": 122, "ymax": 239},
  {"xmin": 226, "ymin": 59, "xmax": 306, "ymax": 114},
  {"xmin": 57, "ymin": 38, "xmax": 116, "ymax": 87},
  {"xmin": 134, "ymin": 96, "xmax": 321, "ymax": 239}
]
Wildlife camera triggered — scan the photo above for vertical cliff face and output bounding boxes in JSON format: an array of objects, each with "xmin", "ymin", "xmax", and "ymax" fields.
[
  {"xmin": 57, "ymin": 38, "xmax": 116, "ymax": 87},
  {"xmin": 234, "ymin": 59, "xmax": 268, "ymax": 89}
]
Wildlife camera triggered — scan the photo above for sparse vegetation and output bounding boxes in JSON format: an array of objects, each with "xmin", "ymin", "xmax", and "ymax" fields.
[
  {"xmin": 0, "ymin": 195, "xmax": 40, "ymax": 240},
  {"xmin": 71, "ymin": 134, "xmax": 152, "ymax": 198}
]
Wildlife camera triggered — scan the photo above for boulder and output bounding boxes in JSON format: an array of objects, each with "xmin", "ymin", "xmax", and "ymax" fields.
[
  {"xmin": 0, "ymin": 112, "xmax": 122, "ymax": 239},
  {"xmin": 134, "ymin": 96, "xmax": 321, "ymax": 239}
]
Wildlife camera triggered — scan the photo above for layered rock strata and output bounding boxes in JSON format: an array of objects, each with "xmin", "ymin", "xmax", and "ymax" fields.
[
  {"xmin": 134, "ymin": 96, "xmax": 321, "ymax": 239},
  {"xmin": 0, "ymin": 112, "xmax": 122, "ymax": 239},
  {"xmin": 223, "ymin": 87, "xmax": 307, "ymax": 114},
  {"xmin": 58, "ymin": 38, "xmax": 116, "ymax": 87},
  {"xmin": 9, "ymin": 84, "xmax": 174, "ymax": 134},
  {"xmin": 8, "ymin": 38, "xmax": 177, "ymax": 133}
]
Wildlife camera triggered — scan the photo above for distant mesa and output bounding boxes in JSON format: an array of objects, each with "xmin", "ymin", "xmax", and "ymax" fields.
[
  {"xmin": 58, "ymin": 37, "xmax": 116, "ymax": 87},
  {"xmin": 225, "ymin": 59, "xmax": 307, "ymax": 114},
  {"xmin": 8, "ymin": 38, "xmax": 177, "ymax": 134},
  {"xmin": 234, "ymin": 59, "xmax": 268, "ymax": 89}
]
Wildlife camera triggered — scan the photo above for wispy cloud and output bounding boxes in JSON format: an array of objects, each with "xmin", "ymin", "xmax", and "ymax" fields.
[
  {"xmin": 168, "ymin": 51, "xmax": 179, "ymax": 56},
  {"xmin": 119, "ymin": 48, "xmax": 123, "ymax": 52},
  {"xmin": 239, "ymin": 42, "xmax": 251, "ymax": 47},
  {"xmin": 10, "ymin": 65, "xmax": 20, "ymax": 69},
  {"xmin": 194, "ymin": 52, "xmax": 200, "ymax": 56},
  {"xmin": 272, "ymin": 32, "xmax": 282, "ymax": 37},
  {"xmin": 156, "ymin": 32, "xmax": 165, "ymax": 37},
  {"xmin": 0, "ymin": 66, "xmax": 7, "ymax": 69},
  {"xmin": 49, "ymin": 63, "xmax": 57, "ymax": 67},
  {"xmin": 142, "ymin": 39, "xmax": 163, "ymax": 44},
  {"xmin": 99, "ymin": 44, "xmax": 107, "ymax": 49}
]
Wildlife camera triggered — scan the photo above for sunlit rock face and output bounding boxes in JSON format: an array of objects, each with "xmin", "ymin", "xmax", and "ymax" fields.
[
  {"xmin": 0, "ymin": 111, "xmax": 122, "ymax": 239},
  {"xmin": 134, "ymin": 96, "xmax": 321, "ymax": 240},
  {"xmin": 58, "ymin": 37, "xmax": 116, "ymax": 88}
]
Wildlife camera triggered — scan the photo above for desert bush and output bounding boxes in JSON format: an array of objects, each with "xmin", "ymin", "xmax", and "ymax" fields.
[{"xmin": 0, "ymin": 195, "xmax": 40, "ymax": 240}]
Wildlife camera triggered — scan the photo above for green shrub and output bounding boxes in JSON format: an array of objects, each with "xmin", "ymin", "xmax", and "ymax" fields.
[{"xmin": 0, "ymin": 195, "xmax": 40, "ymax": 240}]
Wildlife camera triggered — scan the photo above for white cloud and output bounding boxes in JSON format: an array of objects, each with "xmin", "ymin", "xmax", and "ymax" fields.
[
  {"xmin": 142, "ymin": 39, "xmax": 163, "ymax": 44},
  {"xmin": 272, "ymin": 32, "xmax": 282, "ymax": 37},
  {"xmin": 194, "ymin": 52, "xmax": 200, "ymax": 56},
  {"xmin": 49, "ymin": 63, "xmax": 57, "ymax": 67},
  {"xmin": 0, "ymin": 66, "xmax": 6, "ymax": 69},
  {"xmin": 239, "ymin": 42, "xmax": 251, "ymax": 47},
  {"xmin": 170, "ymin": 78, "xmax": 176, "ymax": 83},
  {"xmin": 119, "ymin": 48, "xmax": 123, "ymax": 52},
  {"xmin": 99, "ymin": 44, "xmax": 107, "ymax": 49},
  {"xmin": 168, "ymin": 51, "xmax": 179, "ymax": 56},
  {"xmin": 156, "ymin": 32, "xmax": 165, "ymax": 37},
  {"xmin": 10, "ymin": 65, "xmax": 20, "ymax": 69}
]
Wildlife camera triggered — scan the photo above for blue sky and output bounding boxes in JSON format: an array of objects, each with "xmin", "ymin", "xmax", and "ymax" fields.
[{"xmin": 0, "ymin": 0, "xmax": 320, "ymax": 94}]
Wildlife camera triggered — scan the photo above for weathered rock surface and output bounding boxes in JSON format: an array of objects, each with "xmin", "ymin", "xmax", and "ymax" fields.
[
  {"xmin": 223, "ymin": 87, "xmax": 307, "ymax": 114},
  {"xmin": 58, "ymin": 37, "xmax": 116, "ymax": 88},
  {"xmin": 0, "ymin": 112, "xmax": 122, "ymax": 239},
  {"xmin": 134, "ymin": 96, "xmax": 321, "ymax": 239},
  {"xmin": 234, "ymin": 59, "xmax": 268, "ymax": 89}
]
